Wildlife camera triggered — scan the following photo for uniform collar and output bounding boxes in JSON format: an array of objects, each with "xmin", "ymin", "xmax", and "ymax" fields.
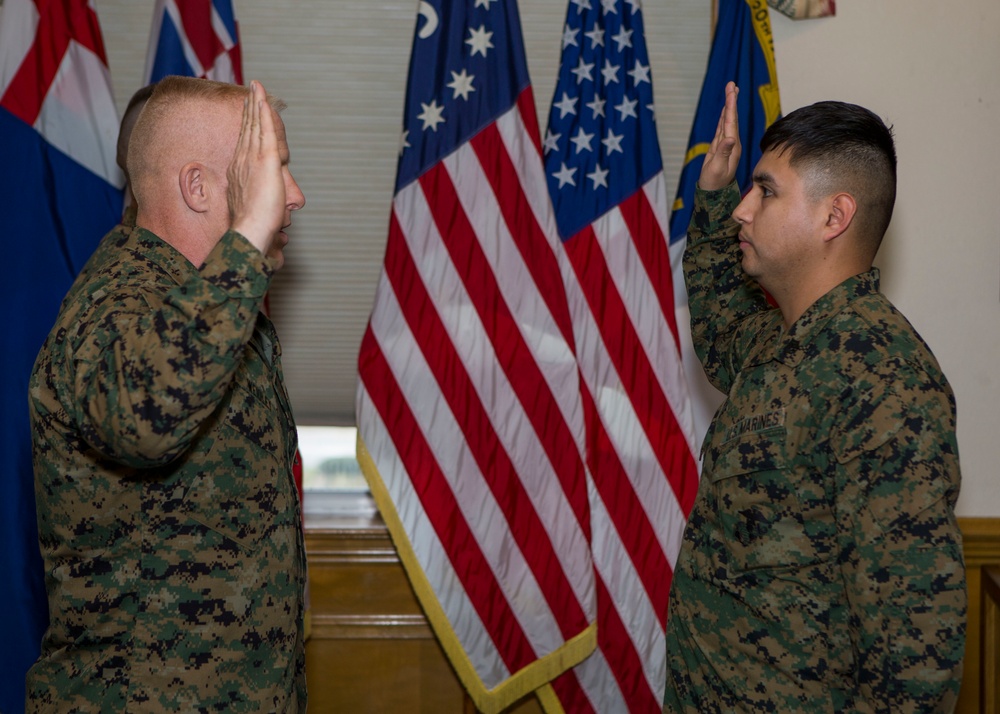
[
  {"xmin": 774, "ymin": 268, "xmax": 881, "ymax": 367},
  {"xmin": 126, "ymin": 225, "xmax": 199, "ymax": 287}
]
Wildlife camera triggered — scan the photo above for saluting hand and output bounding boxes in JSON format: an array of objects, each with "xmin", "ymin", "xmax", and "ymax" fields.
[{"xmin": 228, "ymin": 80, "xmax": 286, "ymax": 256}]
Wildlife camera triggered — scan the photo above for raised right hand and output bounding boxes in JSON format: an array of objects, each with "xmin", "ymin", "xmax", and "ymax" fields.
[
  {"xmin": 227, "ymin": 80, "xmax": 286, "ymax": 255},
  {"xmin": 698, "ymin": 82, "xmax": 741, "ymax": 191}
]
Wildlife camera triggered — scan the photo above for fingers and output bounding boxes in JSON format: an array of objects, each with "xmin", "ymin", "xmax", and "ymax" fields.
[
  {"xmin": 228, "ymin": 79, "xmax": 286, "ymax": 255},
  {"xmin": 722, "ymin": 81, "xmax": 739, "ymax": 146},
  {"xmin": 698, "ymin": 82, "xmax": 743, "ymax": 191}
]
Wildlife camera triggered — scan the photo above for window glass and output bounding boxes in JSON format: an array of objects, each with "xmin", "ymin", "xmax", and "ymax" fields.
[{"xmin": 297, "ymin": 425, "xmax": 366, "ymax": 491}]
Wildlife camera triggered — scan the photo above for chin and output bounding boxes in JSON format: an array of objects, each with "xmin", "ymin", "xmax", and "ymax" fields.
[{"xmin": 267, "ymin": 248, "xmax": 286, "ymax": 270}]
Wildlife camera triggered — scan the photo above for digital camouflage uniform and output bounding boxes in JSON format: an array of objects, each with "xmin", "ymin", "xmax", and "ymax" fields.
[
  {"xmin": 663, "ymin": 183, "xmax": 966, "ymax": 713},
  {"xmin": 28, "ymin": 224, "xmax": 306, "ymax": 712}
]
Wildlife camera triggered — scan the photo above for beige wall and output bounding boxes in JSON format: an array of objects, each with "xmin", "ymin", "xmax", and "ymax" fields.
[
  {"xmin": 771, "ymin": 1, "xmax": 1000, "ymax": 517},
  {"xmin": 96, "ymin": 0, "xmax": 999, "ymax": 518}
]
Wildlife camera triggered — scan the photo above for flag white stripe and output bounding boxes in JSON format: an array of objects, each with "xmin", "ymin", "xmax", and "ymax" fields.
[
  {"xmin": 442, "ymin": 145, "xmax": 596, "ymax": 609},
  {"xmin": 591, "ymin": 195, "xmax": 697, "ymax": 456},
  {"xmin": 567, "ymin": 273, "xmax": 687, "ymax": 563},
  {"xmin": 445, "ymin": 135, "xmax": 584, "ymax": 436},
  {"xmin": 570, "ymin": 641, "xmax": 630, "ymax": 712},
  {"xmin": 590, "ymin": 491, "xmax": 669, "ymax": 702},
  {"xmin": 37, "ymin": 42, "xmax": 123, "ymax": 187},
  {"xmin": 210, "ymin": 5, "xmax": 237, "ymax": 50},
  {"xmin": 372, "ymin": 208, "xmax": 574, "ymax": 661},
  {"xmin": 356, "ymin": 383, "xmax": 512, "ymax": 687},
  {"xmin": 0, "ymin": 0, "xmax": 37, "ymax": 96}
]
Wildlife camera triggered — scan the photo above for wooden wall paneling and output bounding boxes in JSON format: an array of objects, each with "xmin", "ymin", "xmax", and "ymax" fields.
[
  {"xmin": 304, "ymin": 515, "xmax": 1000, "ymax": 713},
  {"xmin": 982, "ymin": 566, "xmax": 1000, "ymax": 713}
]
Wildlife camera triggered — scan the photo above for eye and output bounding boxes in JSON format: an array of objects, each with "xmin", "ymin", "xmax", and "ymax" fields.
[{"xmin": 760, "ymin": 185, "xmax": 774, "ymax": 198}]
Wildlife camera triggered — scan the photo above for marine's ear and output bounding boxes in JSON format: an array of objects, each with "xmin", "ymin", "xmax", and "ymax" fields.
[
  {"xmin": 178, "ymin": 162, "xmax": 210, "ymax": 214},
  {"xmin": 821, "ymin": 192, "xmax": 857, "ymax": 243}
]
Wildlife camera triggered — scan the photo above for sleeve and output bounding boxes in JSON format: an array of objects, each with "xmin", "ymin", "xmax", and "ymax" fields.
[
  {"xmin": 683, "ymin": 181, "xmax": 772, "ymax": 394},
  {"xmin": 831, "ymin": 357, "xmax": 966, "ymax": 712},
  {"xmin": 64, "ymin": 230, "xmax": 275, "ymax": 468}
]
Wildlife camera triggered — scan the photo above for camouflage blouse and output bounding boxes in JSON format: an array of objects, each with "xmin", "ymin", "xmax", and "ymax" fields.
[
  {"xmin": 27, "ymin": 225, "xmax": 306, "ymax": 712},
  {"xmin": 663, "ymin": 183, "xmax": 966, "ymax": 713}
]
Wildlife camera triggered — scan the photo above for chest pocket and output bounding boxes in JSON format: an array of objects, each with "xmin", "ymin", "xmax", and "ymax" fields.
[{"xmin": 705, "ymin": 425, "xmax": 826, "ymax": 574}]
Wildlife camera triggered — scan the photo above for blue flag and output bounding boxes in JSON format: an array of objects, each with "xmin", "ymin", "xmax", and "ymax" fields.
[
  {"xmin": 669, "ymin": 0, "xmax": 781, "ymax": 242},
  {"xmin": 0, "ymin": 1, "xmax": 124, "ymax": 710}
]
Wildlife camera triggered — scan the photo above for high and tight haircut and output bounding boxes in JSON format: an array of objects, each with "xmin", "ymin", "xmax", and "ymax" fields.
[
  {"xmin": 760, "ymin": 100, "xmax": 897, "ymax": 256},
  {"xmin": 127, "ymin": 76, "xmax": 285, "ymax": 210}
]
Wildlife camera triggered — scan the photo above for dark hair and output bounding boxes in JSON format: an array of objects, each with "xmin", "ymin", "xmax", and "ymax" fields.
[{"xmin": 760, "ymin": 101, "xmax": 897, "ymax": 254}]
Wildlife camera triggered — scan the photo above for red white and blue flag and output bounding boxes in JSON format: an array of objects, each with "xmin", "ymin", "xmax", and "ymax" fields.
[
  {"xmin": 357, "ymin": 0, "xmax": 698, "ymax": 711},
  {"xmin": 0, "ymin": 0, "xmax": 123, "ymax": 710},
  {"xmin": 540, "ymin": 0, "xmax": 699, "ymax": 710},
  {"xmin": 144, "ymin": 0, "xmax": 243, "ymax": 85},
  {"xmin": 357, "ymin": 0, "xmax": 598, "ymax": 711}
]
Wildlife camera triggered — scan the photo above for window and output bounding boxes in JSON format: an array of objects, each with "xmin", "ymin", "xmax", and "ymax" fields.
[{"xmin": 297, "ymin": 425, "xmax": 375, "ymax": 519}]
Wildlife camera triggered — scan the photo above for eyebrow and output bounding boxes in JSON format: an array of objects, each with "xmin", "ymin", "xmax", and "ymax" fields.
[{"xmin": 752, "ymin": 170, "xmax": 775, "ymax": 186}]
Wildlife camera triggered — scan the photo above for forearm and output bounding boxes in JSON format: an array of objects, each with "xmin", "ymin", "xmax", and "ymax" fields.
[
  {"xmin": 67, "ymin": 231, "xmax": 274, "ymax": 466},
  {"xmin": 683, "ymin": 181, "xmax": 770, "ymax": 390}
]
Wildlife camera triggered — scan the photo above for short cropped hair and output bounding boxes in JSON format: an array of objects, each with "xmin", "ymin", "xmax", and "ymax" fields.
[
  {"xmin": 127, "ymin": 76, "xmax": 285, "ymax": 211},
  {"xmin": 760, "ymin": 101, "xmax": 897, "ymax": 256},
  {"xmin": 116, "ymin": 82, "xmax": 157, "ymax": 176}
]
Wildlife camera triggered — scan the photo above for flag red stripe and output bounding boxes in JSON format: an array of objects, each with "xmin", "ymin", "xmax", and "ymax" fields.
[
  {"xmin": 384, "ymin": 201, "xmax": 590, "ymax": 643},
  {"xmin": 566, "ymin": 227, "xmax": 699, "ymax": 513},
  {"xmin": 178, "ymin": 0, "xmax": 225, "ymax": 74},
  {"xmin": 418, "ymin": 155, "xmax": 586, "ymax": 518},
  {"xmin": 619, "ymin": 188, "xmax": 681, "ymax": 346},
  {"xmin": 551, "ymin": 668, "xmax": 598, "ymax": 714},
  {"xmin": 592, "ymin": 574, "xmax": 661, "ymax": 713},
  {"xmin": 467, "ymin": 124, "xmax": 589, "ymax": 532},
  {"xmin": 515, "ymin": 90, "xmax": 543, "ymax": 152},
  {"xmin": 1, "ymin": 0, "xmax": 105, "ymax": 124},
  {"xmin": 359, "ymin": 323, "xmax": 536, "ymax": 671},
  {"xmin": 470, "ymin": 117, "xmax": 576, "ymax": 350},
  {"xmin": 581, "ymin": 386, "xmax": 671, "ymax": 629}
]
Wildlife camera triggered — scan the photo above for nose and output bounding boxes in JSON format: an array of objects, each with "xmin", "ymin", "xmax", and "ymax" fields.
[
  {"xmin": 732, "ymin": 189, "xmax": 753, "ymax": 225},
  {"xmin": 286, "ymin": 171, "xmax": 305, "ymax": 211}
]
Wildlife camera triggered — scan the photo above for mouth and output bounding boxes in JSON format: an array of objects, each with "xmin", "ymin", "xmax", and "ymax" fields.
[{"xmin": 738, "ymin": 233, "xmax": 751, "ymax": 250}]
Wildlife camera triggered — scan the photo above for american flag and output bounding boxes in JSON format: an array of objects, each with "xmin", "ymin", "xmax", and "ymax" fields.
[
  {"xmin": 0, "ymin": 0, "xmax": 122, "ymax": 708},
  {"xmin": 541, "ymin": 0, "xmax": 699, "ymax": 711},
  {"xmin": 144, "ymin": 0, "xmax": 243, "ymax": 85},
  {"xmin": 356, "ymin": 0, "xmax": 598, "ymax": 710}
]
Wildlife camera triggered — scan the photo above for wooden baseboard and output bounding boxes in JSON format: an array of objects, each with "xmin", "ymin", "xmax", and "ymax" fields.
[
  {"xmin": 956, "ymin": 517, "xmax": 1000, "ymax": 714},
  {"xmin": 301, "ymin": 514, "xmax": 1000, "ymax": 713}
]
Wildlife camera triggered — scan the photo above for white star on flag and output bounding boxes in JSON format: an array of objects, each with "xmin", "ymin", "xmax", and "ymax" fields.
[
  {"xmin": 570, "ymin": 127, "xmax": 595, "ymax": 154},
  {"xmin": 418, "ymin": 99, "xmax": 445, "ymax": 131},
  {"xmin": 466, "ymin": 25, "xmax": 493, "ymax": 57},
  {"xmin": 447, "ymin": 69, "xmax": 476, "ymax": 100},
  {"xmin": 555, "ymin": 91, "xmax": 579, "ymax": 118},
  {"xmin": 553, "ymin": 161, "xmax": 577, "ymax": 187}
]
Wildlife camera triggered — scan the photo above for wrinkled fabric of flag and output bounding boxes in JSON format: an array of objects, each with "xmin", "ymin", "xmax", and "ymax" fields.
[
  {"xmin": 357, "ymin": 1, "xmax": 598, "ymax": 712},
  {"xmin": 0, "ymin": 0, "xmax": 123, "ymax": 710},
  {"xmin": 144, "ymin": 0, "xmax": 243, "ymax": 85},
  {"xmin": 540, "ymin": 0, "xmax": 699, "ymax": 711}
]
